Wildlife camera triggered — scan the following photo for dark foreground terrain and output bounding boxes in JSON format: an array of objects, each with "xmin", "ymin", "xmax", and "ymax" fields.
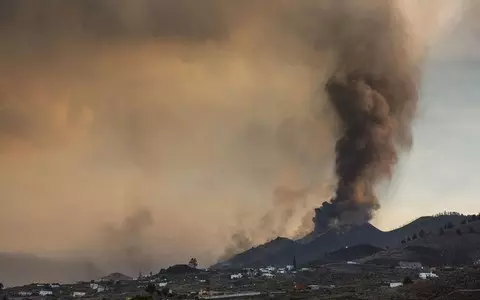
[
  {"xmin": 3, "ymin": 213, "xmax": 480, "ymax": 299},
  {"xmin": 2, "ymin": 264, "xmax": 480, "ymax": 300}
]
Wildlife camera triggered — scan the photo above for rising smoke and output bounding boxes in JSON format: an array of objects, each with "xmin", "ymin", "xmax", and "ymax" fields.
[
  {"xmin": 312, "ymin": 0, "xmax": 470, "ymax": 231},
  {"xmin": 103, "ymin": 208, "xmax": 154, "ymax": 275},
  {"xmin": 313, "ymin": 1, "xmax": 420, "ymax": 230},
  {"xmin": 0, "ymin": 0, "xmax": 471, "ymax": 278}
]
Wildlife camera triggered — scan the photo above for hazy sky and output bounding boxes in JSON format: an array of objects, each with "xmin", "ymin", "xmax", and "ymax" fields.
[
  {"xmin": 374, "ymin": 26, "xmax": 480, "ymax": 229},
  {"xmin": 0, "ymin": 1, "xmax": 478, "ymax": 274}
]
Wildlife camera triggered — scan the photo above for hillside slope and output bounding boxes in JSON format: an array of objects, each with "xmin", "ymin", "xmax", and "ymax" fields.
[
  {"xmin": 213, "ymin": 237, "xmax": 298, "ymax": 268},
  {"xmin": 215, "ymin": 213, "xmax": 479, "ymax": 269},
  {"xmin": 307, "ymin": 244, "xmax": 384, "ymax": 266},
  {"xmin": 361, "ymin": 217, "xmax": 480, "ymax": 266}
]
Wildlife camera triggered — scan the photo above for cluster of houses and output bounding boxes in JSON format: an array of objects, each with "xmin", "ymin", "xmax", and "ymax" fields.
[
  {"xmin": 230, "ymin": 265, "xmax": 313, "ymax": 280},
  {"xmin": 12, "ymin": 279, "xmax": 110, "ymax": 298},
  {"xmin": 388, "ymin": 261, "xmax": 440, "ymax": 288},
  {"xmin": 229, "ymin": 265, "xmax": 301, "ymax": 280}
]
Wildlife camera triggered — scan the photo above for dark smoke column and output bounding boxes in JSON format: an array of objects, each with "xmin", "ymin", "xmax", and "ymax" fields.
[{"xmin": 314, "ymin": 1, "xmax": 419, "ymax": 231}]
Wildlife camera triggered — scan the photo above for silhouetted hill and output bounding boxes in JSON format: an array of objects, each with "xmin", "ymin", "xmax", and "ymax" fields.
[
  {"xmin": 215, "ymin": 212, "xmax": 480, "ymax": 269},
  {"xmin": 164, "ymin": 264, "xmax": 200, "ymax": 274},
  {"xmin": 100, "ymin": 272, "xmax": 133, "ymax": 282},
  {"xmin": 378, "ymin": 214, "xmax": 467, "ymax": 246},
  {"xmin": 213, "ymin": 224, "xmax": 385, "ymax": 269},
  {"xmin": 213, "ymin": 237, "xmax": 297, "ymax": 269},
  {"xmin": 359, "ymin": 216, "xmax": 480, "ymax": 267},
  {"xmin": 307, "ymin": 244, "xmax": 384, "ymax": 266},
  {"xmin": 298, "ymin": 223, "xmax": 385, "ymax": 264}
]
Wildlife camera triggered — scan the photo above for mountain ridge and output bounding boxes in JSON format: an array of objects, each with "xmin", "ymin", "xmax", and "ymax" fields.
[{"xmin": 213, "ymin": 212, "xmax": 474, "ymax": 269}]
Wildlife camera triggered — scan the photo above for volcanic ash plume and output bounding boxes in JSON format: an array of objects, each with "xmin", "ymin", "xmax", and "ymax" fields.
[
  {"xmin": 103, "ymin": 208, "xmax": 154, "ymax": 275},
  {"xmin": 0, "ymin": 0, "xmax": 470, "ymax": 272},
  {"xmin": 313, "ymin": 1, "xmax": 419, "ymax": 231}
]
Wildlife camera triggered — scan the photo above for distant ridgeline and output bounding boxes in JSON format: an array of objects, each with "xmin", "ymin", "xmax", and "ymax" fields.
[{"xmin": 215, "ymin": 212, "xmax": 480, "ymax": 269}]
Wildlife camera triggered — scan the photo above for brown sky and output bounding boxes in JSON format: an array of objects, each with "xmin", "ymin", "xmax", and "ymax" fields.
[{"xmin": 0, "ymin": 0, "xmax": 473, "ymax": 274}]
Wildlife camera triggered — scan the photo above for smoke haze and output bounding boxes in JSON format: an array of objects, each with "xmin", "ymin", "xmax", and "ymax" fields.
[{"xmin": 0, "ymin": 0, "xmax": 474, "ymax": 283}]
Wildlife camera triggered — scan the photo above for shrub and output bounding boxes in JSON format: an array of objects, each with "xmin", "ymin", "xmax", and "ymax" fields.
[
  {"xmin": 145, "ymin": 283, "xmax": 156, "ymax": 295},
  {"xmin": 419, "ymin": 229, "xmax": 425, "ymax": 238},
  {"xmin": 403, "ymin": 276, "xmax": 413, "ymax": 285}
]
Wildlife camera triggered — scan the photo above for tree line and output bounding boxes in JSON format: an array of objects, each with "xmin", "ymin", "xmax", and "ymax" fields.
[{"xmin": 401, "ymin": 213, "xmax": 480, "ymax": 244}]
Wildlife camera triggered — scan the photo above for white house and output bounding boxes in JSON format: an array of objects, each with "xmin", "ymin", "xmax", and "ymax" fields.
[
  {"xmin": 262, "ymin": 273, "xmax": 274, "ymax": 278},
  {"xmin": 39, "ymin": 290, "xmax": 53, "ymax": 296},
  {"xmin": 158, "ymin": 282, "xmax": 168, "ymax": 287},
  {"xmin": 346, "ymin": 261, "xmax": 359, "ymax": 265},
  {"xmin": 390, "ymin": 282, "xmax": 403, "ymax": 288},
  {"xmin": 17, "ymin": 291, "xmax": 33, "ymax": 297},
  {"xmin": 300, "ymin": 267, "xmax": 313, "ymax": 272},
  {"xmin": 286, "ymin": 265, "xmax": 294, "ymax": 271},
  {"xmin": 49, "ymin": 284, "xmax": 60, "ymax": 288},
  {"xmin": 72, "ymin": 291, "xmax": 86, "ymax": 297},
  {"xmin": 399, "ymin": 261, "xmax": 423, "ymax": 269},
  {"xmin": 266, "ymin": 266, "xmax": 276, "ymax": 272},
  {"xmin": 90, "ymin": 283, "xmax": 99, "ymax": 289},
  {"xmin": 230, "ymin": 273, "xmax": 243, "ymax": 280},
  {"xmin": 419, "ymin": 272, "xmax": 438, "ymax": 279}
]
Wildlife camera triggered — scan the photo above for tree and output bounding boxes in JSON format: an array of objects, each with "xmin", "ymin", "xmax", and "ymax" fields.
[
  {"xmin": 407, "ymin": 236, "xmax": 411, "ymax": 241},
  {"xmin": 131, "ymin": 296, "xmax": 152, "ymax": 300},
  {"xmin": 145, "ymin": 283, "xmax": 156, "ymax": 295},
  {"xmin": 439, "ymin": 228, "xmax": 445, "ymax": 235},
  {"xmin": 293, "ymin": 256, "xmax": 297, "ymax": 270},
  {"xmin": 0, "ymin": 282, "xmax": 3, "ymax": 290},
  {"xmin": 412, "ymin": 234, "xmax": 418, "ymax": 240},
  {"xmin": 419, "ymin": 229, "xmax": 425, "ymax": 238},
  {"xmin": 401, "ymin": 239, "xmax": 406, "ymax": 244},
  {"xmin": 160, "ymin": 287, "xmax": 170, "ymax": 296},
  {"xmin": 461, "ymin": 219, "xmax": 467, "ymax": 225},
  {"xmin": 446, "ymin": 222, "xmax": 454, "ymax": 229},
  {"xmin": 456, "ymin": 229, "xmax": 462, "ymax": 236},
  {"xmin": 468, "ymin": 226, "xmax": 475, "ymax": 233},
  {"xmin": 188, "ymin": 258, "xmax": 198, "ymax": 269},
  {"xmin": 403, "ymin": 276, "xmax": 413, "ymax": 285}
]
